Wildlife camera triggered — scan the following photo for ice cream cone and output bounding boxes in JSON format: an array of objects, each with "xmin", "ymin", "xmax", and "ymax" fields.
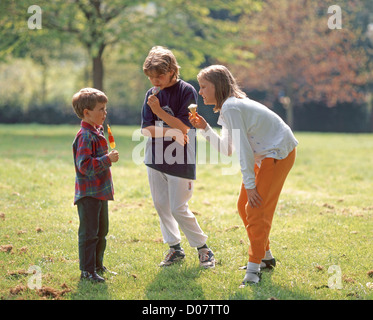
[{"xmin": 188, "ymin": 104, "xmax": 197, "ymax": 118}]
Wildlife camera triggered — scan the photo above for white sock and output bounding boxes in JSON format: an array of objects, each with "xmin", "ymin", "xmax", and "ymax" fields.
[
  {"xmin": 264, "ymin": 249, "xmax": 274, "ymax": 260},
  {"xmin": 242, "ymin": 262, "xmax": 261, "ymax": 284},
  {"xmin": 246, "ymin": 262, "xmax": 260, "ymax": 273}
]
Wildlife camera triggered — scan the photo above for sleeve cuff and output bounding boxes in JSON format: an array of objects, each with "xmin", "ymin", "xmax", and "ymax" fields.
[
  {"xmin": 243, "ymin": 179, "xmax": 256, "ymax": 190},
  {"xmin": 199, "ymin": 124, "xmax": 212, "ymax": 136},
  {"xmin": 103, "ymin": 154, "xmax": 112, "ymax": 167}
]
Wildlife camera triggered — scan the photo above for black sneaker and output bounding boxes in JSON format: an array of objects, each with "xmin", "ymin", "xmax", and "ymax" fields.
[
  {"xmin": 159, "ymin": 247, "xmax": 185, "ymax": 266},
  {"xmin": 239, "ymin": 258, "xmax": 276, "ymax": 271},
  {"xmin": 80, "ymin": 271, "xmax": 105, "ymax": 283},
  {"xmin": 96, "ymin": 266, "xmax": 117, "ymax": 276},
  {"xmin": 261, "ymin": 258, "xmax": 276, "ymax": 270}
]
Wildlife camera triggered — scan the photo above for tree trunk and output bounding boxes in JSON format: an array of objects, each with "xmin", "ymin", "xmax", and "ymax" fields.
[
  {"xmin": 367, "ymin": 92, "xmax": 373, "ymax": 132},
  {"xmin": 286, "ymin": 101, "xmax": 294, "ymax": 129},
  {"xmin": 92, "ymin": 44, "xmax": 105, "ymax": 91},
  {"xmin": 286, "ymin": 82, "xmax": 294, "ymax": 129},
  {"xmin": 41, "ymin": 63, "xmax": 47, "ymax": 105}
]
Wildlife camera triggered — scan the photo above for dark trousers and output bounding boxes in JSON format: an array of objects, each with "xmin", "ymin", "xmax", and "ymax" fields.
[{"xmin": 77, "ymin": 197, "xmax": 109, "ymax": 273}]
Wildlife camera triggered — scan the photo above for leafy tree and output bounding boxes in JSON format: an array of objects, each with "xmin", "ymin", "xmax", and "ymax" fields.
[
  {"xmin": 356, "ymin": 0, "xmax": 373, "ymax": 130},
  {"xmin": 146, "ymin": 0, "xmax": 262, "ymax": 79},
  {"xmin": 1, "ymin": 0, "xmax": 261, "ymax": 93},
  {"xmin": 41, "ymin": 0, "xmax": 153, "ymax": 91},
  {"xmin": 231, "ymin": 0, "xmax": 369, "ymax": 128},
  {"xmin": 0, "ymin": 1, "xmax": 83, "ymax": 105}
]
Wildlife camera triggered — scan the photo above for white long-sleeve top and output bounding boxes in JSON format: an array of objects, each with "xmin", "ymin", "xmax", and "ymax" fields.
[{"xmin": 200, "ymin": 97, "xmax": 298, "ymax": 189}]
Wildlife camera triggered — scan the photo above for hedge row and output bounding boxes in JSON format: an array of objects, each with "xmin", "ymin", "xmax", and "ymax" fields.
[{"xmin": 0, "ymin": 101, "xmax": 371, "ymax": 133}]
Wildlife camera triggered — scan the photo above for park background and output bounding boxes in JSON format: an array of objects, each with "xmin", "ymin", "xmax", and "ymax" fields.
[
  {"xmin": 1, "ymin": 0, "xmax": 373, "ymax": 302},
  {"xmin": 1, "ymin": 0, "xmax": 373, "ymax": 131}
]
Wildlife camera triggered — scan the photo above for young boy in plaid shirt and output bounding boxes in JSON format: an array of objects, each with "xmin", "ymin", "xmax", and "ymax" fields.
[{"xmin": 72, "ymin": 88, "xmax": 119, "ymax": 283}]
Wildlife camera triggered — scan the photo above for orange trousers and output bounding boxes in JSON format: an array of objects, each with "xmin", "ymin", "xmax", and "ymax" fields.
[{"xmin": 237, "ymin": 148, "xmax": 296, "ymax": 264}]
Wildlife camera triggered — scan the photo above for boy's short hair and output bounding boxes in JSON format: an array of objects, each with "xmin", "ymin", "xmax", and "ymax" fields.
[
  {"xmin": 72, "ymin": 88, "xmax": 108, "ymax": 119},
  {"xmin": 143, "ymin": 46, "xmax": 180, "ymax": 80}
]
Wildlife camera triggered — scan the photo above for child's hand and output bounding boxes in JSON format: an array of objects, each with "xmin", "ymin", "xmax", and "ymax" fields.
[
  {"xmin": 166, "ymin": 128, "xmax": 189, "ymax": 146},
  {"xmin": 246, "ymin": 187, "xmax": 263, "ymax": 209},
  {"xmin": 189, "ymin": 112, "xmax": 207, "ymax": 130},
  {"xmin": 108, "ymin": 150, "xmax": 119, "ymax": 163},
  {"xmin": 147, "ymin": 94, "xmax": 161, "ymax": 114}
]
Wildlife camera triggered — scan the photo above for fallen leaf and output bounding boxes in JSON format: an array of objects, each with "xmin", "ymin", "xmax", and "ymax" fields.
[
  {"xmin": 343, "ymin": 275, "xmax": 356, "ymax": 283},
  {"xmin": 0, "ymin": 244, "xmax": 13, "ymax": 253},
  {"xmin": 225, "ymin": 225, "xmax": 240, "ymax": 232},
  {"xmin": 9, "ymin": 285, "xmax": 27, "ymax": 295},
  {"xmin": 19, "ymin": 246, "xmax": 28, "ymax": 254},
  {"xmin": 314, "ymin": 285, "xmax": 329, "ymax": 289},
  {"xmin": 315, "ymin": 265, "xmax": 324, "ymax": 271},
  {"xmin": 37, "ymin": 286, "xmax": 71, "ymax": 299},
  {"xmin": 7, "ymin": 270, "xmax": 28, "ymax": 277},
  {"xmin": 323, "ymin": 203, "xmax": 334, "ymax": 209}
]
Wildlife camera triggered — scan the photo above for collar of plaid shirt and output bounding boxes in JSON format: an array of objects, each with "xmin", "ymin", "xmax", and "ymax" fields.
[{"xmin": 81, "ymin": 120, "xmax": 104, "ymax": 135}]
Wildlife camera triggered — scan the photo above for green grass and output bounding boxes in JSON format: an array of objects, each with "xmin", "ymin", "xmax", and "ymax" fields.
[{"xmin": 0, "ymin": 124, "xmax": 372, "ymax": 300}]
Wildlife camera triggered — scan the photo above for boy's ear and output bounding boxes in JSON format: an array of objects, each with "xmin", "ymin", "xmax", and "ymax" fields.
[{"xmin": 83, "ymin": 108, "xmax": 90, "ymax": 117}]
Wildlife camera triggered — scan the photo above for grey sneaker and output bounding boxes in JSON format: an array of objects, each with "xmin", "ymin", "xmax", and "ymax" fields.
[
  {"xmin": 239, "ymin": 271, "xmax": 262, "ymax": 287},
  {"xmin": 198, "ymin": 248, "xmax": 215, "ymax": 268},
  {"xmin": 159, "ymin": 248, "xmax": 185, "ymax": 267}
]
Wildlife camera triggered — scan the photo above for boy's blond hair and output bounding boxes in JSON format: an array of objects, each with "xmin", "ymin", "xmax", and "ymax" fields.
[
  {"xmin": 143, "ymin": 46, "xmax": 180, "ymax": 80},
  {"xmin": 197, "ymin": 65, "xmax": 246, "ymax": 112},
  {"xmin": 72, "ymin": 88, "xmax": 108, "ymax": 119}
]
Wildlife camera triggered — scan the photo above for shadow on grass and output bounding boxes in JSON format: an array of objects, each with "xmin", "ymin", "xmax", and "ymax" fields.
[
  {"xmin": 146, "ymin": 264, "xmax": 205, "ymax": 300},
  {"xmin": 229, "ymin": 269, "xmax": 312, "ymax": 300},
  {"xmin": 70, "ymin": 279, "xmax": 110, "ymax": 300}
]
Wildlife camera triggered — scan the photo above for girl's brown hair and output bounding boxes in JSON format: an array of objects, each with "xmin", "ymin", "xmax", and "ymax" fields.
[
  {"xmin": 197, "ymin": 65, "xmax": 246, "ymax": 112},
  {"xmin": 72, "ymin": 88, "xmax": 108, "ymax": 119},
  {"xmin": 143, "ymin": 46, "xmax": 180, "ymax": 80}
]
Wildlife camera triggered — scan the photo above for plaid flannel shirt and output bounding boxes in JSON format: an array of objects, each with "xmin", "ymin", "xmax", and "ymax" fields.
[{"xmin": 73, "ymin": 121, "xmax": 114, "ymax": 204}]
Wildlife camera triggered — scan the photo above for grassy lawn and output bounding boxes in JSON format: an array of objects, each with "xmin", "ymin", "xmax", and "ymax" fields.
[{"xmin": 0, "ymin": 124, "xmax": 372, "ymax": 301}]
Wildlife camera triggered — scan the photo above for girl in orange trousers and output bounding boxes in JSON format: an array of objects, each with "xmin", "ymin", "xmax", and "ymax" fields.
[
  {"xmin": 237, "ymin": 150, "xmax": 296, "ymax": 279},
  {"xmin": 190, "ymin": 65, "xmax": 298, "ymax": 286}
]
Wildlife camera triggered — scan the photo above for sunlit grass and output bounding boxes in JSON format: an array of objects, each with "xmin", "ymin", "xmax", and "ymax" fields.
[{"xmin": 0, "ymin": 124, "xmax": 372, "ymax": 300}]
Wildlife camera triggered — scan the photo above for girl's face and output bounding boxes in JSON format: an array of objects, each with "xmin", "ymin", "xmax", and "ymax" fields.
[
  {"xmin": 198, "ymin": 78, "xmax": 217, "ymax": 106},
  {"xmin": 147, "ymin": 71, "xmax": 176, "ymax": 90}
]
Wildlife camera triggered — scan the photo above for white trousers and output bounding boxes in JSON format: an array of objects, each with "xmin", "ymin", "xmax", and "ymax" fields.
[{"xmin": 147, "ymin": 167, "xmax": 208, "ymax": 247}]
